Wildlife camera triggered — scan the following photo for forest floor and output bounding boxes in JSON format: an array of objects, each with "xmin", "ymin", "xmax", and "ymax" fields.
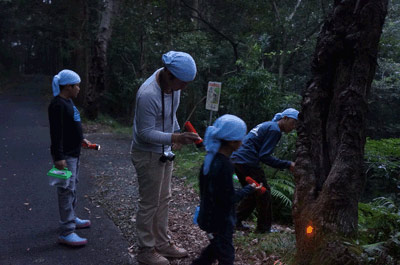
[{"xmin": 81, "ymin": 124, "xmax": 291, "ymax": 265}]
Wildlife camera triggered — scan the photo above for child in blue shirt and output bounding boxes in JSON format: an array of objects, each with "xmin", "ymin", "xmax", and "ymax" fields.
[{"xmin": 231, "ymin": 108, "xmax": 298, "ymax": 233}]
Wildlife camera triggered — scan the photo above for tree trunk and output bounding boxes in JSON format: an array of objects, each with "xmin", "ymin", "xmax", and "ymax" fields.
[
  {"xmin": 293, "ymin": 1, "xmax": 388, "ymax": 264},
  {"xmin": 85, "ymin": 0, "xmax": 118, "ymax": 119},
  {"xmin": 70, "ymin": 0, "xmax": 89, "ymax": 106}
]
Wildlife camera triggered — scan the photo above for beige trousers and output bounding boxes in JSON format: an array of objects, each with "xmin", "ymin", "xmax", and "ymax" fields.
[{"xmin": 131, "ymin": 150, "xmax": 173, "ymax": 248}]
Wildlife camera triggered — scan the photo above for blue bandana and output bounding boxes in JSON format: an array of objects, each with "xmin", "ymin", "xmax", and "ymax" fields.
[
  {"xmin": 272, "ymin": 108, "xmax": 299, "ymax": 122},
  {"xmin": 52, "ymin": 69, "xmax": 81, "ymax": 96},
  {"xmin": 162, "ymin": 51, "xmax": 197, "ymax": 82},
  {"xmin": 203, "ymin": 114, "xmax": 247, "ymax": 175}
]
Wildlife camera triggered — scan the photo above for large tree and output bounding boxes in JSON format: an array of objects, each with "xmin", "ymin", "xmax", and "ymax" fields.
[
  {"xmin": 86, "ymin": 0, "xmax": 119, "ymax": 119},
  {"xmin": 293, "ymin": 0, "xmax": 388, "ymax": 264}
]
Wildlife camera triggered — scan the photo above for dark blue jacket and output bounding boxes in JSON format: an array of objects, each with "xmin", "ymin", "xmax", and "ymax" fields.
[
  {"xmin": 48, "ymin": 96, "xmax": 83, "ymax": 161},
  {"xmin": 197, "ymin": 153, "xmax": 254, "ymax": 233},
  {"xmin": 231, "ymin": 121, "xmax": 291, "ymax": 169}
]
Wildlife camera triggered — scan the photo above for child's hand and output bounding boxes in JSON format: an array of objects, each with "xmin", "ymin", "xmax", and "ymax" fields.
[
  {"xmin": 55, "ymin": 160, "xmax": 67, "ymax": 170},
  {"xmin": 82, "ymin": 139, "xmax": 91, "ymax": 145},
  {"xmin": 250, "ymin": 182, "xmax": 263, "ymax": 190},
  {"xmin": 289, "ymin": 162, "xmax": 295, "ymax": 173}
]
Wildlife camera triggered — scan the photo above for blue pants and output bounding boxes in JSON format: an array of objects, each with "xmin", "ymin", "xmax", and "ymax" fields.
[
  {"xmin": 191, "ymin": 227, "xmax": 234, "ymax": 265},
  {"xmin": 57, "ymin": 156, "xmax": 79, "ymax": 236}
]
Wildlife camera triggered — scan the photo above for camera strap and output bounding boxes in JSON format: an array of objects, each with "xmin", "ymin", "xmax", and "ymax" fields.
[{"xmin": 161, "ymin": 86, "xmax": 174, "ymax": 154}]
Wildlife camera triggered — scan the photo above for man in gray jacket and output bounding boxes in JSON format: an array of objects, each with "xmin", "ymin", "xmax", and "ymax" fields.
[{"xmin": 131, "ymin": 51, "xmax": 200, "ymax": 265}]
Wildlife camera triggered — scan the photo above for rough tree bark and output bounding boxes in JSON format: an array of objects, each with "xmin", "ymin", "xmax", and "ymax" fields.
[
  {"xmin": 85, "ymin": 0, "xmax": 118, "ymax": 119},
  {"xmin": 293, "ymin": 0, "xmax": 388, "ymax": 264}
]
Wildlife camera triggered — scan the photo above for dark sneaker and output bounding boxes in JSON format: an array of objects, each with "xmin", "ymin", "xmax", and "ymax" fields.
[
  {"xmin": 58, "ymin": 232, "xmax": 87, "ymax": 246},
  {"xmin": 156, "ymin": 243, "xmax": 188, "ymax": 258},
  {"xmin": 75, "ymin": 217, "xmax": 91, "ymax": 229},
  {"xmin": 137, "ymin": 248, "xmax": 169, "ymax": 265},
  {"xmin": 236, "ymin": 221, "xmax": 251, "ymax": 231},
  {"xmin": 255, "ymin": 228, "xmax": 279, "ymax": 234}
]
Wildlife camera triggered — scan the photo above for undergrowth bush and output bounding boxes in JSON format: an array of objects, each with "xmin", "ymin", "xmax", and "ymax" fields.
[
  {"xmin": 363, "ymin": 138, "xmax": 400, "ymax": 202},
  {"xmin": 359, "ymin": 197, "xmax": 400, "ymax": 264}
]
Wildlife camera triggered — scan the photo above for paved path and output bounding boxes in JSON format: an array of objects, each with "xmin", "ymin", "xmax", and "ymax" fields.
[{"xmin": 0, "ymin": 76, "xmax": 134, "ymax": 265}]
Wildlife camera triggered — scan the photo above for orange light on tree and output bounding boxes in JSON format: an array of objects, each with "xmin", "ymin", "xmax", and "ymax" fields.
[{"xmin": 306, "ymin": 225, "xmax": 314, "ymax": 235}]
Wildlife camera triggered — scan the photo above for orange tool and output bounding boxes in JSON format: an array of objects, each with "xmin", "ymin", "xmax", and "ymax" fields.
[
  {"xmin": 184, "ymin": 121, "xmax": 203, "ymax": 148},
  {"xmin": 245, "ymin": 176, "xmax": 266, "ymax": 194},
  {"xmin": 82, "ymin": 141, "xmax": 101, "ymax": 150}
]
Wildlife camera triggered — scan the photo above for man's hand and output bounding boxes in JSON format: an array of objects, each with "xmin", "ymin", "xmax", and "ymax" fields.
[
  {"xmin": 82, "ymin": 139, "xmax": 90, "ymax": 145},
  {"xmin": 172, "ymin": 132, "xmax": 201, "ymax": 145},
  {"xmin": 54, "ymin": 160, "xmax": 67, "ymax": 170},
  {"xmin": 172, "ymin": 142, "xmax": 183, "ymax": 151},
  {"xmin": 289, "ymin": 162, "xmax": 295, "ymax": 173}
]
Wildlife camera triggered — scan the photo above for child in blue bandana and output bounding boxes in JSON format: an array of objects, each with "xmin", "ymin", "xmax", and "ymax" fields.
[
  {"xmin": 192, "ymin": 114, "xmax": 261, "ymax": 265},
  {"xmin": 231, "ymin": 108, "xmax": 299, "ymax": 234},
  {"xmin": 48, "ymin": 69, "xmax": 92, "ymax": 246}
]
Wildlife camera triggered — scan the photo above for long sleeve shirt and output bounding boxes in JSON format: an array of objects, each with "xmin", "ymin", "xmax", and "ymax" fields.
[
  {"xmin": 197, "ymin": 153, "xmax": 255, "ymax": 233},
  {"xmin": 131, "ymin": 68, "xmax": 181, "ymax": 153},
  {"xmin": 48, "ymin": 96, "xmax": 83, "ymax": 161},
  {"xmin": 231, "ymin": 121, "xmax": 291, "ymax": 169}
]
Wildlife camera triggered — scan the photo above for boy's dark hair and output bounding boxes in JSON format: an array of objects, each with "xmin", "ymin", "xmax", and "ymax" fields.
[
  {"xmin": 220, "ymin": 139, "xmax": 229, "ymax": 147},
  {"xmin": 59, "ymin": 84, "xmax": 74, "ymax": 91}
]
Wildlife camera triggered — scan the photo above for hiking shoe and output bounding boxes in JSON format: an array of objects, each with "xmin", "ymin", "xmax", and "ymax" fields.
[
  {"xmin": 236, "ymin": 221, "xmax": 251, "ymax": 231},
  {"xmin": 156, "ymin": 243, "xmax": 188, "ymax": 258},
  {"xmin": 137, "ymin": 248, "xmax": 169, "ymax": 265},
  {"xmin": 58, "ymin": 232, "xmax": 87, "ymax": 246},
  {"xmin": 255, "ymin": 228, "xmax": 279, "ymax": 234},
  {"xmin": 75, "ymin": 217, "xmax": 91, "ymax": 229}
]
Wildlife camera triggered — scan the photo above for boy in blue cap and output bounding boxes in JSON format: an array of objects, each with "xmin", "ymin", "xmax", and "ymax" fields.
[
  {"xmin": 48, "ymin": 69, "xmax": 91, "ymax": 246},
  {"xmin": 131, "ymin": 51, "xmax": 201, "ymax": 265},
  {"xmin": 192, "ymin": 114, "xmax": 261, "ymax": 265},
  {"xmin": 231, "ymin": 108, "xmax": 299, "ymax": 233}
]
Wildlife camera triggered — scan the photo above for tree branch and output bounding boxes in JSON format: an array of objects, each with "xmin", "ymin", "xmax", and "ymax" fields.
[{"xmin": 180, "ymin": 0, "xmax": 239, "ymax": 62}]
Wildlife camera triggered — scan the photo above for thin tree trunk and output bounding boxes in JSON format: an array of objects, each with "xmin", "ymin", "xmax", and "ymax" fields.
[
  {"xmin": 293, "ymin": 0, "xmax": 388, "ymax": 264},
  {"xmin": 85, "ymin": 0, "xmax": 119, "ymax": 119}
]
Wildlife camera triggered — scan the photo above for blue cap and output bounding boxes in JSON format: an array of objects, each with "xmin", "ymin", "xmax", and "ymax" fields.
[
  {"xmin": 52, "ymin": 69, "xmax": 81, "ymax": 96},
  {"xmin": 162, "ymin": 51, "xmax": 197, "ymax": 82},
  {"xmin": 203, "ymin": 114, "xmax": 247, "ymax": 175},
  {"xmin": 272, "ymin": 108, "xmax": 299, "ymax": 122}
]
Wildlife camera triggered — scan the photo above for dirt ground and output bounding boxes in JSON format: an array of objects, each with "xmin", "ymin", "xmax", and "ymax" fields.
[{"xmin": 80, "ymin": 127, "xmax": 212, "ymax": 265}]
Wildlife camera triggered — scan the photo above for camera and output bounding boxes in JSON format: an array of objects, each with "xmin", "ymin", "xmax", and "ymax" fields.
[{"xmin": 159, "ymin": 151, "xmax": 175, "ymax": 162}]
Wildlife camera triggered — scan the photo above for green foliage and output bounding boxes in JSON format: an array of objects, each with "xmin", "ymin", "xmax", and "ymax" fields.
[
  {"xmin": 358, "ymin": 197, "xmax": 400, "ymax": 264},
  {"xmin": 222, "ymin": 67, "xmax": 301, "ymax": 129},
  {"xmin": 173, "ymin": 145, "xmax": 205, "ymax": 189},
  {"xmin": 234, "ymin": 231, "xmax": 296, "ymax": 264},
  {"xmin": 368, "ymin": 59, "xmax": 400, "ymax": 138},
  {"xmin": 358, "ymin": 197, "xmax": 400, "ymax": 244},
  {"xmin": 270, "ymin": 176, "xmax": 295, "ymax": 208},
  {"xmin": 363, "ymin": 138, "xmax": 400, "ymax": 202},
  {"xmin": 368, "ymin": 0, "xmax": 400, "ymax": 138}
]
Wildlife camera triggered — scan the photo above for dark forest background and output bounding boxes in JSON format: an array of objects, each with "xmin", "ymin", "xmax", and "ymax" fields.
[
  {"xmin": 1, "ymin": 1, "xmax": 400, "ymax": 263},
  {"xmin": 0, "ymin": 0, "xmax": 399, "ymax": 138}
]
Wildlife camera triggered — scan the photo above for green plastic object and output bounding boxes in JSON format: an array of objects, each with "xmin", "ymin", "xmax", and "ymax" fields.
[
  {"xmin": 47, "ymin": 167, "xmax": 72, "ymax": 179},
  {"xmin": 233, "ymin": 173, "xmax": 239, "ymax": 183}
]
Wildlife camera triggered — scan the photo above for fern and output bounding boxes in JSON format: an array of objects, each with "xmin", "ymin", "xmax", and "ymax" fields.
[
  {"xmin": 359, "ymin": 197, "xmax": 400, "ymax": 244},
  {"xmin": 269, "ymin": 177, "xmax": 295, "ymax": 207}
]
